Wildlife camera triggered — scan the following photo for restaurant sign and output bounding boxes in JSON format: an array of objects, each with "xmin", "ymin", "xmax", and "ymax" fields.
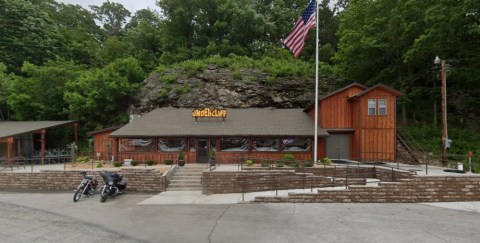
[{"xmin": 192, "ymin": 108, "xmax": 227, "ymax": 119}]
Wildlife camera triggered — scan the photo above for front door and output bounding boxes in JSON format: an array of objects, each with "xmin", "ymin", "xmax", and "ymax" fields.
[
  {"xmin": 197, "ymin": 139, "xmax": 209, "ymax": 163},
  {"xmin": 326, "ymin": 134, "xmax": 350, "ymax": 160}
]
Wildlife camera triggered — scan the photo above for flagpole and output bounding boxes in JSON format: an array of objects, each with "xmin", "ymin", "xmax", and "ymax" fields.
[{"xmin": 314, "ymin": 0, "xmax": 319, "ymax": 164}]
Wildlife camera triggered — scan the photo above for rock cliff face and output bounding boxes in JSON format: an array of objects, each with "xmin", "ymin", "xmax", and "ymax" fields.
[{"xmin": 133, "ymin": 66, "xmax": 344, "ymax": 113}]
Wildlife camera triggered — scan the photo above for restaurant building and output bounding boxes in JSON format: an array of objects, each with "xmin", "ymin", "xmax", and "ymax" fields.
[{"xmin": 92, "ymin": 83, "xmax": 402, "ymax": 164}]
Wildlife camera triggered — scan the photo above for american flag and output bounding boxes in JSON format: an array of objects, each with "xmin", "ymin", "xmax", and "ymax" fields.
[{"xmin": 283, "ymin": 0, "xmax": 316, "ymax": 58}]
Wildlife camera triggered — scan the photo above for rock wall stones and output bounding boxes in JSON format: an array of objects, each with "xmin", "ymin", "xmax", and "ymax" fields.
[{"xmin": 0, "ymin": 168, "xmax": 166, "ymax": 192}]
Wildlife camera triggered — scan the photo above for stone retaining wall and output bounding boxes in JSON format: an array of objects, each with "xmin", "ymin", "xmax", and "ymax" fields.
[
  {"xmin": 242, "ymin": 166, "xmax": 415, "ymax": 181},
  {"xmin": 0, "ymin": 168, "xmax": 166, "ymax": 192},
  {"xmin": 253, "ymin": 176, "xmax": 480, "ymax": 203},
  {"xmin": 202, "ymin": 170, "xmax": 366, "ymax": 194}
]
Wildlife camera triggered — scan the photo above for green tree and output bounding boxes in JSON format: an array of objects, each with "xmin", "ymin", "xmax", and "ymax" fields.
[
  {"xmin": 6, "ymin": 60, "xmax": 83, "ymax": 121},
  {"xmin": 90, "ymin": 0, "xmax": 131, "ymax": 38},
  {"xmin": 0, "ymin": 0, "xmax": 65, "ymax": 73},
  {"xmin": 0, "ymin": 63, "xmax": 14, "ymax": 120},
  {"xmin": 124, "ymin": 9, "xmax": 164, "ymax": 72},
  {"xmin": 63, "ymin": 58, "xmax": 143, "ymax": 130},
  {"xmin": 51, "ymin": 3, "xmax": 103, "ymax": 66}
]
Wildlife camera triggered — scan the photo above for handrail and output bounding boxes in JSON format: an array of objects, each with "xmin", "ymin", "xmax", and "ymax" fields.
[{"xmin": 234, "ymin": 165, "xmax": 414, "ymax": 201}]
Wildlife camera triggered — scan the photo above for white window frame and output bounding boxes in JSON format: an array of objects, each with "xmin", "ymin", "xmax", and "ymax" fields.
[
  {"xmin": 378, "ymin": 99, "xmax": 387, "ymax": 115},
  {"xmin": 368, "ymin": 99, "xmax": 376, "ymax": 115}
]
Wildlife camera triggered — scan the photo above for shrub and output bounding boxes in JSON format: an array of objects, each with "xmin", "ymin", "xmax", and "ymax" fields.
[
  {"xmin": 276, "ymin": 160, "xmax": 284, "ymax": 167},
  {"xmin": 146, "ymin": 160, "xmax": 154, "ymax": 166},
  {"xmin": 76, "ymin": 156, "xmax": 90, "ymax": 163},
  {"xmin": 304, "ymin": 161, "xmax": 314, "ymax": 167},
  {"xmin": 321, "ymin": 157, "xmax": 332, "ymax": 165},
  {"xmin": 261, "ymin": 159, "xmax": 271, "ymax": 167},
  {"xmin": 283, "ymin": 153, "xmax": 295, "ymax": 161},
  {"xmin": 131, "ymin": 160, "xmax": 139, "ymax": 166},
  {"xmin": 178, "ymin": 150, "xmax": 184, "ymax": 160},
  {"xmin": 246, "ymin": 160, "xmax": 254, "ymax": 166},
  {"xmin": 113, "ymin": 161, "xmax": 122, "ymax": 167},
  {"xmin": 164, "ymin": 159, "xmax": 174, "ymax": 165},
  {"xmin": 283, "ymin": 153, "xmax": 297, "ymax": 167},
  {"xmin": 95, "ymin": 163, "xmax": 103, "ymax": 168}
]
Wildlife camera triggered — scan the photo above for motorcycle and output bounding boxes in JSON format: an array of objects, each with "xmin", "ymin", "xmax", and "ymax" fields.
[
  {"xmin": 99, "ymin": 171, "xmax": 127, "ymax": 203},
  {"xmin": 73, "ymin": 171, "xmax": 98, "ymax": 202}
]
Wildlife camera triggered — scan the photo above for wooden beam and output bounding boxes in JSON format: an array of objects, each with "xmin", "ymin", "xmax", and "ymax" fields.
[{"xmin": 41, "ymin": 129, "xmax": 46, "ymax": 165}]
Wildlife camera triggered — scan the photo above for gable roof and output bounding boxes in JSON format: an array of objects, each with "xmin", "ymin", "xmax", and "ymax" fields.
[
  {"xmin": 87, "ymin": 125, "xmax": 125, "ymax": 136},
  {"xmin": 347, "ymin": 83, "xmax": 403, "ymax": 100},
  {"xmin": 110, "ymin": 108, "xmax": 329, "ymax": 138},
  {"xmin": 0, "ymin": 121, "xmax": 75, "ymax": 139},
  {"xmin": 304, "ymin": 83, "xmax": 367, "ymax": 112}
]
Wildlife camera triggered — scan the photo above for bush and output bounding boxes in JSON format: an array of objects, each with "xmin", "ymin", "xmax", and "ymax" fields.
[
  {"xmin": 113, "ymin": 161, "xmax": 122, "ymax": 167},
  {"xmin": 95, "ymin": 163, "xmax": 103, "ymax": 168},
  {"xmin": 276, "ymin": 160, "xmax": 284, "ymax": 167},
  {"xmin": 304, "ymin": 161, "xmax": 314, "ymax": 167},
  {"xmin": 321, "ymin": 157, "xmax": 332, "ymax": 165},
  {"xmin": 261, "ymin": 159, "xmax": 271, "ymax": 167},
  {"xmin": 283, "ymin": 153, "xmax": 295, "ymax": 161},
  {"xmin": 164, "ymin": 159, "xmax": 173, "ymax": 165},
  {"xmin": 246, "ymin": 160, "xmax": 254, "ymax": 166},
  {"xmin": 146, "ymin": 160, "xmax": 154, "ymax": 166},
  {"xmin": 283, "ymin": 153, "xmax": 297, "ymax": 167},
  {"xmin": 131, "ymin": 160, "xmax": 139, "ymax": 166},
  {"xmin": 76, "ymin": 156, "xmax": 90, "ymax": 163},
  {"xmin": 178, "ymin": 150, "xmax": 184, "ymax": 161}
]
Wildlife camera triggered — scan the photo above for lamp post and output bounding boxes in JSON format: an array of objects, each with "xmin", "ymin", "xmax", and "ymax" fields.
[{"xmin": 434, "ymin": 56, "xmax": 448, "ymax": 164}]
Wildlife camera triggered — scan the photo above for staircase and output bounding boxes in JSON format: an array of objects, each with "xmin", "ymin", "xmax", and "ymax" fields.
[
  {"xmin": 168, "ymin": 164, "xmax": 206, "ymax": 191},
  {"xmin": 396, "ymin": 130, "xmax": 423, "ymax": 164}
]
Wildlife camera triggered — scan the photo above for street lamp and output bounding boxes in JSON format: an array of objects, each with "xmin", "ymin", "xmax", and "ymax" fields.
[{"xmin": 434, "ymin": 56, "xmax": 449, "ymax": 164}]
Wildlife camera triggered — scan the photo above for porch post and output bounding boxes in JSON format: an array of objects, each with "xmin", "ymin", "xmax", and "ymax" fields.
[
  {"xmin": 73, "ymin": 122, "xmax": 78, "ymax": 145},
  {"xmin": 112, "ymin": 138, "xmax": 119, "ymax": 162},
  {"xmin": 41, "ymin": 129, "xmax": 46, "ymax": 165},
  {"xmin": 7, "ymin": 137, "xmax": 14, "ymax": 167}
]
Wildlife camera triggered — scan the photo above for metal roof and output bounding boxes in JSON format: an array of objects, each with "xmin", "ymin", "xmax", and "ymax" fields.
[
  {"xmin": 110, "ymin": 108, "xmax": 329, "ymax": 138},
  {"xmin": 0, "ymin": 121, "xmax": 75, "ymax": 139}
]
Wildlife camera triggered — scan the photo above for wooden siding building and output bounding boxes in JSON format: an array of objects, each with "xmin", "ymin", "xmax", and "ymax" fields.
[
  {"xmin": 305, "ymin": 83, "xmax": 402, "ymax": 161},
  {"xmin": 95, "ymin": 83, "xmax": 402, "ymax": 164}
]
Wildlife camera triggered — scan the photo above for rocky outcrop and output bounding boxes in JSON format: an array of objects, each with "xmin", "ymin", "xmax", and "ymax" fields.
[{"xmin": 133, "ymin": 66, "xmax": 344, "ymax": 113}]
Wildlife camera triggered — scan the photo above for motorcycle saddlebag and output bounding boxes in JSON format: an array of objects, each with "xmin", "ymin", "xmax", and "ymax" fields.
[{"xmin": 117, "ymin": 181, "xmax": 127, "ymax": 190}]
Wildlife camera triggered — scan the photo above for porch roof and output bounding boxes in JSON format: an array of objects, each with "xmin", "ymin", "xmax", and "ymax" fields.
[
  {"xmin": 110, "ymin": 108, "xmax": 329, "ymax": 138},
  {"xmin": 0, "ymin": 121, "xmax": 75, "ymax": 139}
]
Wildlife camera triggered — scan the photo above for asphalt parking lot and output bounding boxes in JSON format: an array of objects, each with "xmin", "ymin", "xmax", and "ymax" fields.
[{"xmin": 1, "ymin": 192, "xmax": 480, "ymax": 243}]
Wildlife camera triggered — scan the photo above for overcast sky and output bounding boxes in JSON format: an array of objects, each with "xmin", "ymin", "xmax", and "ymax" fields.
[{"xmin": 58, "ymin": 0, "xmax": 159, "ymax": 13}]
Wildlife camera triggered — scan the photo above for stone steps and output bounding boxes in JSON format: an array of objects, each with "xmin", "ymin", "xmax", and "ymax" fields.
[{"xmin": 168, "ymin": 165, "xmax": 205, "ymax": 191}]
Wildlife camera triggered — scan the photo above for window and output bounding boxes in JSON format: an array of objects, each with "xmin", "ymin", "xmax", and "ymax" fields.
[
  {"xmin": 120, "ymin": 138, "xmax": 154, "ymax": 152},
  {"xmin": 253, "ymin": 138, "xmax": 278, "ymax": 151},
  {"xmin": 210, "ymin": 138, "xmax": 217, "ymax": 152},
  {"xmin": 378, "ymin": 99, "xmax": 387, "ymax": 115},
  {"xmin": 368, "ymin": 99, "xmax": 376, "ymax": 115},
  {"xmin": 158, "ymin": 138, "xmax": 185, "ymax": 151},
  {"xmin": 189, "ymin": 138, "xmax": 196, "ymax": 152},
  {"xmin": 281, "ymin": 137, "xmax": 310, "ymax": 151},
  {"xmin": 220, "ymin": 137, "xmax": 248, "ymax": 151}
]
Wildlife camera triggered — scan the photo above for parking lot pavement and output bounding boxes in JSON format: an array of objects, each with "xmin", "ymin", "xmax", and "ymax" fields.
[{"xmin": 1, "ymin": 192, "xmax": 480, "ymax": 243}]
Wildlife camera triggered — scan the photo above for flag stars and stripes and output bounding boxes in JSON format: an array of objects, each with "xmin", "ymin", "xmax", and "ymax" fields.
[{"xmin": 283, "ymin": 0, "xmax": 317, "ymax": 58}]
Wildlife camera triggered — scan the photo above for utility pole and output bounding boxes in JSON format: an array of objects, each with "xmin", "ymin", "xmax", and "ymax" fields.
[{"xmin": 435, "ymin": 56, "xmax": 448, "ymax": 165}]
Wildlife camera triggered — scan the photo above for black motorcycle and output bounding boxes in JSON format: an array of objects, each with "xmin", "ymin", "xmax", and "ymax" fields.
[
  {"xmin": 73, "ymin": 171, "xmax": 98, "ymax": 202},
  {"xmin": 99, "ymin": 171, "xmax": 127, "ymax": 203}
]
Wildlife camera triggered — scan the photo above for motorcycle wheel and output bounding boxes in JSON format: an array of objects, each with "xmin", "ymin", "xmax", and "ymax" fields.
[
  {"xmin": 100, "ymin": 193, "xmax": 108, "ymax": 202},
  {"xmin": 73, "ymin": 188, "xmax": 83, "ymax": 202},
  {"xmin": 100, "ymin": 186, "xmax": 108, "ymax": 203}
]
